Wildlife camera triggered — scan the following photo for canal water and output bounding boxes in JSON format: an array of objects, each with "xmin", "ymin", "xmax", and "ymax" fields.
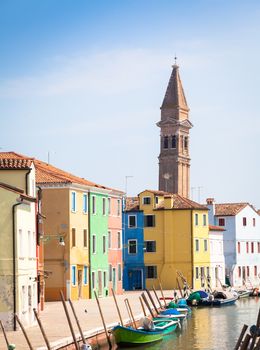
[{"xmin": 107, "ymin": 297, "xmax": 260, "ymax": 350}]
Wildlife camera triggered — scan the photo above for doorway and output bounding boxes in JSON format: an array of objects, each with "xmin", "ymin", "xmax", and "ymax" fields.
[
  {"xmin": 98, "ymin": 270, "xmax": 103, "ymax": 296},
  {"xmin": 112, "ymin": 268, "xmax": 116, "ymax": 291}
]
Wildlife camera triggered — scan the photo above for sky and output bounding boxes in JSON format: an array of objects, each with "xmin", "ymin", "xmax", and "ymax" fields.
[{"xmin": 1, "ymin": 0, "xmax": 260, "ymax": 208}]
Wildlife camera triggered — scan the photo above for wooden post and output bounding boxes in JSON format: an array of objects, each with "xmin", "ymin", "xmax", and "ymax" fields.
[
  {"xmin": 94, "ymin": 291, "xmax": 112, "ymax": 348},
  {"xmin": 139, "ymin": 296, "xmax": 146, "ymax": 316},
  {"xmin": 158, "ymin": 280, "xmax": 167, "ymax": 307},
  {"xmin": 124, "ymin": 299, "xmax": 137, "ymax": 329},
  {"xmin": 15, "ymin": 314, "xmax": 34, "ymax": 350},
  {"xmin": 176, "ymin": 277, "xmax": 183, "ymax": 298},
  {"xmin": 33, "ymin": 308, "xmax": 51, "ymax": 350},
  {"xmin": 255, "ymin": 336, "xmax": 260, "ymax": 350},
  {"xmin": 234, "ymin": 324, "xmax": 248, "ymax": 350},
  {"xmin": 152, "ymin": 286, "xmax": 163, "ymax": 309},
  {"xmin": 68, "ymin": 299, "xmax": 86, "ymax": 344},
  {"xmin": 111, "ymin": 288, "xmax": 123, "ymax": 326},
  {"xmin": 0, "ymin": 320, "xmax": 10, "ymax": 349},
  {"xmin": 141, "ymin": 292, "xmax": 154, "ymax": 318},
  {"xmin": 145, "ymin": 289, "xmax": 159, "ymax": 315},
  {"xmin": 240, "ymin": 334, "xmax": 252, "ymax": 350},
  {"xmin": 249, "ymin": 308, "xmax": 260, "ymax": 350},
  {"xmin": 60, "ymin": 290, "xmax": 80, "ymax": 350}
]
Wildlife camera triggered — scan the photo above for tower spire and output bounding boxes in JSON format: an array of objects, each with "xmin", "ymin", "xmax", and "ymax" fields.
[{"xmin": 157, "ymin": 63, "xmax": 193, "ymax": 198}]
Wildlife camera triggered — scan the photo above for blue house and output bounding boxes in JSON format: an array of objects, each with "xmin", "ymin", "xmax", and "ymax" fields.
[{"xmin": 122, "ymin": 198, "xmax": 146, "ymax": 290}]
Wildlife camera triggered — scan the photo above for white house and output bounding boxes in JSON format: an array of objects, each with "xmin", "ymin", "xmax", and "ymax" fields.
[
  {"xmin": 207, "ymin": 198, "xmax": 260, "ymax": 288},
  {"xmin": 209, "ymin": 225, "xmax": 225, "ymax": 288}
]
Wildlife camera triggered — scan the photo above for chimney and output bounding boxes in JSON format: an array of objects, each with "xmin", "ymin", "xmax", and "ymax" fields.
[{"xmin": 206, "ymin": 198, "xmax": 215, "ymax": 225}]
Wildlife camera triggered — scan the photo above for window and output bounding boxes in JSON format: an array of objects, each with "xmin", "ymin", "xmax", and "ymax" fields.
[
  {"xmin": 128, "ymin": 240, "xmax": 137, "ymax": 254},
  {"xmin": 204, "ymin": 239, "xmax": 208, "ymax": 251},
  {"xmin": 145, "ymin": 240, "xmax": 156, "ymax": 252},
  {"xmin": 254, "ymin": 266, "xmax": 257, "ymax": 277},
  {"xmin": 258, "ymin": 242, "xmax": 260, "ymax": 253},
  {"xmin": 143, "ymin": 197, "xmax": 151, "ymax": 205},
  {"xmin": 108, "ymin": 231, "xmax": 111, "ymax": 249},
  {"xmin": 109, "ymin": 264, "xmax": 112, "ymax": 282},
  {"xmin": 117, "ymin": 232, "xmax": 121, "ymax": 249},
  {"xmin": 117, "ymin": 199, "xmax": 121, "ymax": 216},
  {"xmin": 92, "ymin": 272, "xmax": 95, "ymax": 289},
  {"xmin": 72, "ymin": 228, "xmax": 76, "ymax": 247},
  {"xmin": 253, "ymin": 218, "xmax": 256, "ymax": 227},
  {"xmin": 28, "ymin": 230, "xmax": 31, "ymax": 257},
  {"xmin": 19, "ymin": 229, "xmax": 23, "ymax": 258},
  {"xmin": 246, "ymin": 242, "xmax": 249, "ymax": 253},
  {"xmin": 195, "ymin": 214, "xmax": 199, "ymax": 226},
  {"xmin": 146, "ymin": 266, "xmax": 157, "ymax": 279},
  {"xmin": 83, "ymin": 193, "xmax": 88, "ymax": 213},
  {"xmin": 238, "ymin": 266, "xmax": 241, "ymax": 278},
  {"xmin": 247, "ymin": 266, "xmax": 250, "ymax": 276},
  {"xmin": 251, "ymin": 242, "xmax": 254, "ymax": 253},
  {"xmin": 108, "ymin": 198, "xmax": 111, "ymax": 215},
  {"xmin": 195, "ymin": 239, "xmax": 199, "ymax": 252},
  {"xmin": 118, "ymin": 264, "xmax": 122, "ymax": 281},
  {"xmin": 237, "ymin": 242, "xmax": 241, "ymax": 254},
  {"xmin": 32, "ymin": 232, "xmax": 36, "ymax": 257},
  {"xmin": 103, "ymin": 236, "xmax": 106, "ymax": 253},
  {"xmin": 155, "ymin": 196, "xmax": 159, "ymax": 204},
  {"xmin": 206, "ymin": 267, "xmax": 210, "ymax": 278},
  {"xmin": 92, "ymin": 235, "xmax": 96, "ymax": 254},
  {"xmin": 218, "ymin": 218, "xmax": 225, "ymax": 226},
  {"xmin": 243, "ymin": 217, "xmax": 247, "ymax": 226},
  {"xmin": 195, "ymin": 267, "xmax": 199, "ymax": 279},
  {"xmin": 92, "ymin": 196, "xmax": 96, "ymax": 214},
  {"xmin": 83, "ymin": 229, "xmax": 88, "ymax": 248},
  {"xmin": 72, "ymin": 266, "xmax": 76, "ymax": 286},
  {"xmin": 203, "ymin": 214, "xmax": 207, "ymax": 226},
  {"xmin": 163, "ymin": 136, "xmax": 168, "ymax": 149},
  {"xmin": 102, "ymin": 198, "xmax": 106, "ymax": 215},
  {"xmin": 83, "ymin": 266, "xmax": 88, "ymax": 285},
  {"xmin": 200, "ymin": 267, "xmax": 205, "ymax": 279},
  {"xmin": 103, "ymin": 271, "xmax": 107, "ymax": 288},
  {"xmin": 71, "ymin": 192, "xmax": 76, "ymax": 212},
  {"xmin": 184, "ymin": 136, "xmax": 188, "ymax": 150},
  {"xmin": 171, "ymin": 135, "xmax": 176, "ymax": 149},
  {"xmin": 144, "ymin": 215, "xmax": 155, "ymax": 227},
  {"xmin": 128, "ymin": 215, "xmax": 137, "ymax": 228}
]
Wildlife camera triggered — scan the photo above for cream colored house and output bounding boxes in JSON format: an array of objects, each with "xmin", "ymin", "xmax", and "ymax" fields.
[{"xmin": 0, "ymin": 155, "xmax": 38, "ymax": 330}]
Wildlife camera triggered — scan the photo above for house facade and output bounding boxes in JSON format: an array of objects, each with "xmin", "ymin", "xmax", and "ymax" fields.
[
  {"xmin": 108, "ymin": 194, "xmax": 123, "ymax": 295},
  {"xmin": 207, "ymin": 198, "xmax": 260, "ymax": 287},
  {"xmin": 137, "ymin": 190, "xmax": 210, "ymax": 290},
  {"xmin": 0, "ymin": 155, "xmax": 38, "ymax": 330},
  {"xmin": 208, "ymin": 225, "xmax": 225, "ymax": 288},
  {"xmin": 122, "ymin": 198, "xmax": 145, "ymax": 291}
]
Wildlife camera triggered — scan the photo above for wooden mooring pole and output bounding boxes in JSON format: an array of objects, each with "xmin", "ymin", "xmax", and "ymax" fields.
[
  {"xmin": 68, "ymin": 299, "xmax": 86, "ymax": 345},
  {"xmin": 15, "ymin": 314, "xmax": 34, "ymax": 350},
  {"xmin": 33, "ymin": 308, "xmax": 51, "ymax": 350},
  {"xmin": 111, "ymin": 288, "xmax": 124, "ymax": 326},
  {"xmin": 94, "ymin": 291, "xmax": 112, "ymax": 348},
  {"xmin": 234, "ymin": 324, "xmax": 248, "ymax": 350},
  {"xmin": 0, "ymin": 320, "xmax": 10, "ymax": 349},
  {"xmin": 60, "ymin": 290, "xmax": 80, "ymax": 350}
]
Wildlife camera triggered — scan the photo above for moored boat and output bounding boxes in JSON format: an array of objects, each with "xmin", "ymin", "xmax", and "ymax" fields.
[
  {"xmin": 187, "ymin": 290, "xmax": 238, "ymax": 306},
  {"xmin": 112, "ymin": 318, "xmax": 179, "ymax": 346}
]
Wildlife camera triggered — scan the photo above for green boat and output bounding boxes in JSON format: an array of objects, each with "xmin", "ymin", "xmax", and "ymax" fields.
[{"xmin": 112, "ymin": 318, "xmax": 179, "ymax": 346}]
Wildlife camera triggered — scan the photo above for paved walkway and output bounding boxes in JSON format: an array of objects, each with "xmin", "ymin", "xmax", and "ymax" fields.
[{"xmin": 0, "ymin": 290, "xmax": 174, "ymax": 350}]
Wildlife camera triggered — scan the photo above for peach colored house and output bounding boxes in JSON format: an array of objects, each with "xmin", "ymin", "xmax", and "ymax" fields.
[{"xmin": 108, "ymin": 194, "xmax": 123, "ymax": 295}]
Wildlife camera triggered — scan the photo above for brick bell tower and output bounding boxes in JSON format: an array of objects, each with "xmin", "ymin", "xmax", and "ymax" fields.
[{"xmin": 157, "ymin": 63, "xmax": 193, "ymax": 198}]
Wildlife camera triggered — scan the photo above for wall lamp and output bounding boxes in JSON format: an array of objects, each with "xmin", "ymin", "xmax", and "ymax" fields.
[{"xmin": 40, "ymin": 234, "xmax": 65, "ymax": 246}]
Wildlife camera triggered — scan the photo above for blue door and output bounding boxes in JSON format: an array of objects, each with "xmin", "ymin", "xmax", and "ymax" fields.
[{"xmin": 129, "ymin": 269, "xmax": 142, "ymax": 290}]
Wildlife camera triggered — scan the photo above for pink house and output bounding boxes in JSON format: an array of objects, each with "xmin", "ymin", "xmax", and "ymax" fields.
[{"xmin": 108, "ymin": 192, "xmax": 123, "ymax": 295}]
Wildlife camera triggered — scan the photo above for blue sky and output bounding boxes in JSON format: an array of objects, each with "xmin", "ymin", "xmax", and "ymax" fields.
[{"xmin": 1, "ymin": 0, "xmax": 260, "ymax": 208}]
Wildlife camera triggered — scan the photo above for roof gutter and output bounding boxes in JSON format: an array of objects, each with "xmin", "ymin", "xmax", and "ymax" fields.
[
  {"xmin": 25, "ymin": 168, "xmax": 32, "ymax": 195},
  {"xmin": 12, "ymin": 198, "xmax": 23, "ymax": 330}
]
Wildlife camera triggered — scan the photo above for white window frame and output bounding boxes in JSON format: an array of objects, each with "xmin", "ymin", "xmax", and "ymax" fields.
[
  {"xmin": 92, "ymin": 235, "xmax": 96, "ymax": 254},
  {"xmin": 204, "ymin": 239, "xmax": 208, "ymax": 251},
  {"xmin": 117, "ymin": 199, "xmax": 121, "ymax": 216},
  {"xmin": 103, "ymin": 235, "xmax": 106, "ymax": 253},
  {"xmin": 108, "ymin": 197, "xmax": 111, "ymax": 215},
  {"xmin": 92, "ymin": 195, "xmax": 96, "ymax": 215},
  {"xmin": 109, "ymin": 264, "xmax": 112, "ymax": 282},
  {"xmin": 118, "ymin": 263, "xmax": 122, "ymax": 281},
  {"xmin": 83, "ymin": 193, "xmax": 88, "ymax": 214},
  {"xmin": 195, "ymin": 239, "xmax": 199, "ymax": 252},
  {"xmin": 142, "ymin": 196, "xmax": 151, "ymax": 205},
  {"xmin": 83, "ymin": 266, "xmax": 88, "ymax": 285},
  {"xmin": 117, "ymin": 231, "xmax": 122, "ymax": 249},
  {"xmin": 195, "ymin": 213, "xmax": 199, "ymax": 226},
  {"xmin": 102, "ymin": 197, "xmax": 106, "ymax": 216},
  {"xmin": 71, "ymin": 265, "xmax": 77, "ymax": 286},
  {"xmin": 92, "ymin": 271, "xmax": 96, "ymax": 289},
  {"xmin": 128, "ymin": 215, "xmax": 137, "ymax": 228},
  {"xmin": 103, "ymin": 271, "xmax": 107, "ymax": 288},
  {"xmin": 128, "ymin": 239, "xmax": 137, "ymax": 254},
  {"xmin": 108, "ymin": 231, "xmax": 112, "ymax": 249}
]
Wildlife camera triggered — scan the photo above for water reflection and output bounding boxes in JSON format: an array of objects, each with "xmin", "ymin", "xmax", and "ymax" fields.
[{"xmin": 102, "ymin": 298, "xmax": 260, "ymax": 350}]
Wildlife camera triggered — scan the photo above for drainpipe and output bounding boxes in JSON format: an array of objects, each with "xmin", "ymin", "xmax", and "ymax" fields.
[
  {"xmin": 191, "ymin": 210, "xmax": 194, "ymax": 289},
  {"xmin": 12, "ymin": 199, "xmax": 23, "ymax": 331},
  {"xmin": 25, "ymin": 169, "xmax": 31, "ymax": 195}
]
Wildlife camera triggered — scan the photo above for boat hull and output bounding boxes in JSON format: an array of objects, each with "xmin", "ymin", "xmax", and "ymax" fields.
[{"xmin": 112, "ymin": 325, "xmax": 163, "ymax": 346}]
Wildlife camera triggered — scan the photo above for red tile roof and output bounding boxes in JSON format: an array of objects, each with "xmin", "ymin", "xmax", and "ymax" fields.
[
  {"xmin": 156, "ymin": 193, "xmax": 208, "ymax": 210},
  {"xmin": 0, "ymin": 152, "xmax": 32, "ymax": 169},
  {"xmin": 215, "ymin": 203, "xmax": 250, "ymax": 216},
  {"xmin": 0, "ymin": 152, "xmax": 123, "ymax": 193},
  {"xmin": 125, "ymin": 197, "xmax": 139, "ymax": 211}
]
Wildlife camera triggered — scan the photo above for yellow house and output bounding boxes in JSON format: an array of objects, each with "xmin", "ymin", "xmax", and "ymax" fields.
[{"xmin": 139, "ymin": 190, "xmax": 210, "ymax": 290}]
